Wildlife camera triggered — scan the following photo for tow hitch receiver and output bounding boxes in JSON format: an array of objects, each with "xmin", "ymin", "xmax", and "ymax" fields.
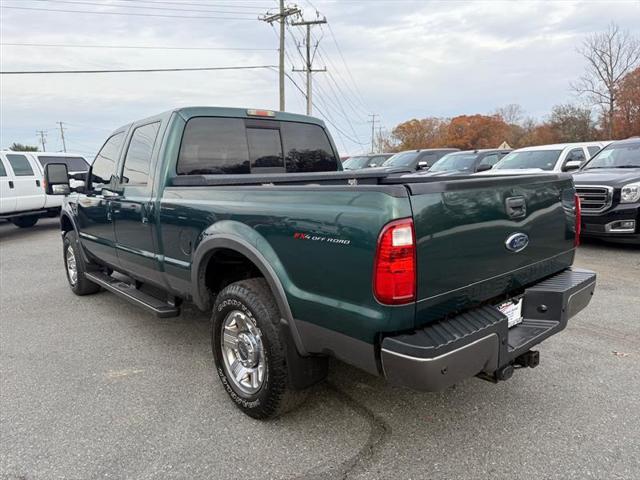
[{"xmin": 515, "ymin": 350, "xmax": 540, "ymax": 369}]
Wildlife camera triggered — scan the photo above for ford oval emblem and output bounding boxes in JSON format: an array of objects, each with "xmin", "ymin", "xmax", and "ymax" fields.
[{"xmin": 505, "ymin": 233, "xmax": 529, "ymax": 252}]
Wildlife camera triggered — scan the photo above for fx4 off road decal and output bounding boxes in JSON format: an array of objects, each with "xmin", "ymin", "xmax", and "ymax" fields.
[{"xmin": 293, "ymin": 232, "xmax": 351, "ymax": 245}]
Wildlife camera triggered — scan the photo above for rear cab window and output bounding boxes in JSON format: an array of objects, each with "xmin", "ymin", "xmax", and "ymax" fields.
[
  {"xmin": 6, "ymin": 154, "xmax": 34, "ymax": 176},
  {"xmin": 177, "ymin": 117, "xmax": 338, "ymax": 175},
  {"xmin": 37, "ymin": 155, "xmax": 89, "ymax": 172}
]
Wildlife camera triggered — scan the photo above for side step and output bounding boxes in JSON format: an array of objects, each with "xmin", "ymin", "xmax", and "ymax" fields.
[{"xmin": 85, "ymin": 272, "xmax": 180, "ymax": 318}]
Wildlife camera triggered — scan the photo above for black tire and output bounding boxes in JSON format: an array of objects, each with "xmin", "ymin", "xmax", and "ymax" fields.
[
  {"xmin": 212, "ymin": 278, "xmax": 307, "ymax": 420},
  {"xmin": 11, "ymin": 215, "xmax": 38, "ymax": 228},
  {"xmin": 63, "ymin": 231, "xmax": 101, "ymax": 296}
]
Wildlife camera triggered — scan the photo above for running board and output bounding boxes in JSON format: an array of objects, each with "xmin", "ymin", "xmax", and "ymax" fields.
[{"xmin": 85, "ymin": 272, "xmax": 180, "ymax": 318}]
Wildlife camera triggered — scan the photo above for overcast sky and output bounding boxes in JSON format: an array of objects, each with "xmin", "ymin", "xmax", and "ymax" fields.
[{"xmin": 1, "ymin": 0, "xmax": 639, "ymax": 156}]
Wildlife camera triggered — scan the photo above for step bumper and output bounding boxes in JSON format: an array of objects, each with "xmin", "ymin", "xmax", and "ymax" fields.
[{"xmin": 380, "ymin": 268, "xmax": 596, "ymax": 391}]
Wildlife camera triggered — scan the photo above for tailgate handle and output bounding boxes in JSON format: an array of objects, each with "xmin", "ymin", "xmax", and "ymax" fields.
[{"xmin": 506, "ymin": 196, "xmax": 526, "ymax": 218}]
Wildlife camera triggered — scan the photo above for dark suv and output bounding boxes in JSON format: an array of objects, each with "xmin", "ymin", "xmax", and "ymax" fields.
[
  {"xmin": 572, "ymin": 137, "xmax": 640, "ymax": 244},
  {"xmin": 382, "ymin": 148, "xmax": 459, "ymax": 171}
]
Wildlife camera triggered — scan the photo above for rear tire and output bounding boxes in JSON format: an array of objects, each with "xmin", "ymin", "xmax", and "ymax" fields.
[
  {"xmin": 212, "ymin": 278, "xmax": 307, "ymax": 420},
  {"xmin": 12, "ymin": 215, "xmax": 38, "ymax": 228},
  {"xmin": 63, "ymin": 231, "xmax": 101, "ymax": 296}
]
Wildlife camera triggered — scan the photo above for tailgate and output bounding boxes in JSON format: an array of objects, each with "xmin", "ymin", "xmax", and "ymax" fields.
[{"xmin": 406, "ymin": 174, "xmax": 577, "ymax": 326}]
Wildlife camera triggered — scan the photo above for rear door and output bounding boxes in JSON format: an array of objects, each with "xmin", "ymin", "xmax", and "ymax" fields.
[
  {"xmin": 0, "ymin": 156, "xmax": 17, "ymax": 214},
  {"xmin": 4, "ymin": 153, "xmax": 44, "ymax": 211},
  {"xmin": 409, "ymin": 175, "xmax": 576, "ymax": 325},
  {"xmin": 112, "ymin": 121, "xmax": 163, "ymax": 284}
]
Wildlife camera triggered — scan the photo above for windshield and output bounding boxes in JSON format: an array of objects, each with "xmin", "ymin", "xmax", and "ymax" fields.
[
  {"xmin": 429, "ymin": 152, "xmax": 478, "ymax": 172},
  {"xmin": 342, "ymin": 156, "xmax": 371, "ymax": 170},
  {"xmin": 492, "ymin": 150, "xmax": 562, "ymax": 171},
  {"xmin": 37, "ymin": 155, "xmax": 89, "ymax": 171},
  {"xmin": 582, "ymin": 141, "xmax": 640, "ymax": 169},
  {"xmin": 382, "ymin": 151, "xmax": 419, "ymax": 167}
]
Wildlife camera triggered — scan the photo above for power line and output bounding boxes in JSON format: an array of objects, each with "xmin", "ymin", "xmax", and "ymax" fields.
[
  {"xmin": 57, "ymin": 122, "xmax": 67, "ymax": 152},
  {"xmin": 0, "ymin": 42, "xmax": 275, "ymax": 51},
  {"xmin": 0, "ymin": 65, "xmax": 277, "ymax": 75},
  {"xmin": 291, "ymin": 17, "xmax": 327, "ymax": 115},
  {"xmin": 26, "ymin": 0, "xmax": 262, "ymax": 15},
  {"xmin": 0, "ymin": 5, "xmax": 258, "ymax": 20},
  {"xmin": 118, "ymin": 0, "xmax": 272, "ymax": 7},
  {"xmin": 36, "ymin": 130, "xmax": 48, "ymax": 152}
]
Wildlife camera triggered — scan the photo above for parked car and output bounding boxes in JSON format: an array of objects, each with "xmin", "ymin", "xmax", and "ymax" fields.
[
  {"xmin": 481, "ymin": 142, "xmax": 608, "ymax": 175},
  {"xmin": 0, "ymin": 151, "xmax": 87, "ymax": 227},
  {"xmin": 413, "ymin": 149, "xmax": 512, "ymax": 176},
  {"xmin": 342, "ymin": 153, "xmax": 394, "ymax": 170},
  {"xmin": 44, "ymin": 107, "xmax": 595, "ymax": 420},
  {"xmin": 381, "ymin": 148, "xmax": 459, "ymax": 171},
  {"xmin": 572, "ymin": 137, "xmax": 640, "ymax": 244}
]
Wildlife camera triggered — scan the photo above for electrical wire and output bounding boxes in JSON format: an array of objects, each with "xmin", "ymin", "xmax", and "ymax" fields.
[
  {"xmin": 0, "ymin": 42, "xmax": 275, "ymax": 51},
  {"xmin": 26, "ymin": 0, "xmax": 261, "ymax": 16},
  {"xmin": 0, "ymin": 65, "xmax": 277, "ymax": 75}
]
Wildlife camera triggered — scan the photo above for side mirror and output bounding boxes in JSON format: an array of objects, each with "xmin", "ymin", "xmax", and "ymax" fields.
[
  {"xmin": 476, "ymin": 164, "xmax": 493, "ymax": 172},
  {"xmin": 417, "ymin": 161, "xmax": 429, "ymax": 170},
  {"xmin": 563, "ymin": 160, "xmax": 582, "ymax": 172},
  {"xmin": 44, "ymin": 163, "xmax": 70, "ymax": 195}
]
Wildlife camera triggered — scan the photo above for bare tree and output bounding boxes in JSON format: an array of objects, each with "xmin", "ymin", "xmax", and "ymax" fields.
[
  {"xmin": 572, "ymin": 23, "xmax": 640, "ymax": 138},
  {"xmin": 494, "ymin": 104, "xmax": 525, "ymax": 126}
]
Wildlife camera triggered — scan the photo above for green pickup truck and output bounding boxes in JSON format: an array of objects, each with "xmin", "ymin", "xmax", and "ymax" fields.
[{"xmin": 45, "ymin": 107, "xmax": 596, "ymax": 419}]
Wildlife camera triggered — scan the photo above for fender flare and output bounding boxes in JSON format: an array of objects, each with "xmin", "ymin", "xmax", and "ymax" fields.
[
  {"xmin": 190, "ymin": 234, "xmax": 308, "ymax": 356},
  {"xmin": 60, "ymin": 210, "xmax": 92, "ymax": 264}
]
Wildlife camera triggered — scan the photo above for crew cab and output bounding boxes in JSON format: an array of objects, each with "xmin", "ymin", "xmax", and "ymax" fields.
[
  {"xmin": 0, "ymin": 151, "xmax": 87, "ymax": 227},
  {"xmin": 572, "ymin": 137, "xmax": 640, "ymax": 244},
  {"xmin": 481, "ymin": 142, "xmax": 608, "ymax": 175},
  {"xmin": 45, "ymin": 107, "xmax": 596, "ymax": 419}
]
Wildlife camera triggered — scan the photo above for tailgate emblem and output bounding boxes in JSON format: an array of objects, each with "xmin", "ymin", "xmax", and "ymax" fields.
[{"xmin": 505, "ymin": 233, "xmax": 529, "ymax": 252}]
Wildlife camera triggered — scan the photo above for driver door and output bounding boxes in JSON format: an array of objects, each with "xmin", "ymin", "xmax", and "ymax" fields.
[{"xmin": 76, "ymin": 131, "xmax": 126, "ymax": 268}]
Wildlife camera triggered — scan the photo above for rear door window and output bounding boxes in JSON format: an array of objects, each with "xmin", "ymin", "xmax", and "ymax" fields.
[
  {"xmin": 121, "ymin": 122, "xmax": 161, "ymax": 186},
  {"xmin": 0, "ymin": 159, "xmax": 7, "ymax": 177},
  {"xmin": 177, "ymin": 117, "xmax": 337, "ymax": 175},
  {"xmin": 6, "ymin": 154, "xmax": 34, "ymax": 176}
]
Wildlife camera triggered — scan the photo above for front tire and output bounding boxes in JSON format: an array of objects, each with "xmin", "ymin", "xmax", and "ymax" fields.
[
  {"xmin": 212, "ymin": 278, "xmax": 307, "ymax": 420},
  {"xmin": 63, "ymin": 231, "xmax": 101, "ymax": 295},
  {"xmin": 12, "ymin": 215, "xmax": 38, "ymax": 228}
]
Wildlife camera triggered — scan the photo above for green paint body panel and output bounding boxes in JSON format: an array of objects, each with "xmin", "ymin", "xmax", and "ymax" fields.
[{"xmin": 65, "ymin": 106, "xmax": 580, "ymax": 364}]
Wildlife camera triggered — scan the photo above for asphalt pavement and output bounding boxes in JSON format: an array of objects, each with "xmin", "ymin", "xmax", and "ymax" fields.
[{"xmin": 1, "ymin": 218, "xmax": 639, "ymax": 479}]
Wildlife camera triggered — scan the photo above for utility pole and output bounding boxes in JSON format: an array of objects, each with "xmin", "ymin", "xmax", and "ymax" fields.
[
  {"xmin": 57, "ymin": 121, "xmax": 67, "ymax": 152},
  {"xmin": 368, "ymin": 114, "xmax": 378, "ymax": 153},
  {"xmin": 36, "ymin": 130, "xmax": 47, "ymax": 152},
  {"xmin": 291, "ymin": 17, "xmax": 327, "ymax": 115},
  {"xmin": 260, "ymin": 2, "xmax": 300, "ymax": 111}
]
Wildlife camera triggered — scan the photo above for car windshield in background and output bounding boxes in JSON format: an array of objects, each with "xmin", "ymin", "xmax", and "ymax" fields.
[
  {"xmin": 582, "ymin": 142, "xmax": 640, "ymax": 169},
  {"xmin": 382, "ymin": 151, "xmax": 419, "ymax": 167},
  {"xmin": 38, "ymin": 155, "xmax": 89, "ymax": 171},
  {"xmin": 343, "ymin": 156, "xmax": 371, "ymax": 170},
  {"xmin": 429, "ymin": 153, "xmax": 478, "ymax": 172},
  {"xmin": 493, "ymin": 150, "xmax": 562, "ymax": 170}
]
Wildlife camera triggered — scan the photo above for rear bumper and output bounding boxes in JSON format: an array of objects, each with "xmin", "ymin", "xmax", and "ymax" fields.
[{"xmin": 381, "ymin": 267, "xmax": 596, "ymax": 391}]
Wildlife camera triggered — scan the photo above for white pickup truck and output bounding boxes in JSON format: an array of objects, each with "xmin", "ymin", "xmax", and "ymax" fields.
[{"xmin": 0, "ymin": 151, "xmax": 89, "ymax": 228}]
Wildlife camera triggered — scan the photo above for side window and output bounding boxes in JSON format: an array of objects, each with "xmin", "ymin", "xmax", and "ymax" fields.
[
  {"xmin": 92, "ymin": 132, "xmax": 125, "ymax": 185},
  {"xmin": 0, "ymin": 159, "xmax": 6, "ymax": 177},
  {"xmin": 420, "ymin": 154, "xmax": 438, "ymax": 168},
  {"xmin": 121, "ymin": 122, "xmax": 160, "ymax": 186},
  {"xmin": 566, "ymin": 148, "xmax": 586, "ymax": 163},
  {"xmin": 369, "ymin": 155, "xmax": 386, "ymax": 166},
  {"xmin": 178, "ymin": 118, "xmax": 249, "ymax": 175},
  {"xmin": 281, "ymin": 122, "xmax": 338, "ymax": 173},
  {"xmin": 246, "ymin": 128, "xmax": 284, "ymax": 172},
  {"xmin": 587, "ymin": 146, "xmax": 600, "ymax": 158},
  {"xmin": 6, "ymin": 154, "xmax": 34, "ymax": 176},
  {"xmin": 479, "ymin": 153, "xmax": 500, "ymax": 167}
]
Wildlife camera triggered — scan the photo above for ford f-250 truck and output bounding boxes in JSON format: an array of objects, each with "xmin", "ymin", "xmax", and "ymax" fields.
[{"xmin": 44, "ymin": 107, "xmax": 596, "ymax": 419}]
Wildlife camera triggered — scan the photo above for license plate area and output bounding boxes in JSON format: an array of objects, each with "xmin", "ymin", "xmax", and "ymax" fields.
[{"xmin": 496, "ymin": 297, "xmax": 524, "ymax": 328}]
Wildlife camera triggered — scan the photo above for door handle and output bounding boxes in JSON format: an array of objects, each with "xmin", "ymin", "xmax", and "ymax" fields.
[
  {"xmin": 8, "ymin": 181, "xmax": 14, "ymax": 189},
  {"xmin": 36, "ymin": 179, "xmax": 41, "ymax": 187}
]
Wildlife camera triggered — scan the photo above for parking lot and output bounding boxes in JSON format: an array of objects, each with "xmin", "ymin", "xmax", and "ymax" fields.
[{"xmin": 0, "ymin": 218, "xmax": 638, "ymax": 480}]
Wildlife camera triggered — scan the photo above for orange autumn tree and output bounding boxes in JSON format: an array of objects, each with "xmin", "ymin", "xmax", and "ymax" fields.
[
  {"xmin": 390, "ymin": 118, "xmax": 449, "ymax": 150},
  {"xmin": 445, "ymin": 114, "xmax": 511, "ymax": 149},
  {"xmin": 613, "ymin": 67, "xmax": 640, "ymax": 138}
]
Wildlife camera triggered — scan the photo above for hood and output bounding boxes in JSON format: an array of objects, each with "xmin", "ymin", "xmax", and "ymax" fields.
[
  {"xmin": 572, "ymin": 168, "xmax": 640, "ymax": 187},
  {"xmin": 474, "ymin": 168, "xmax": 545, "ymax": 176},
  {"xmin": 409, "ymin": 169, "xmax": 470, "ymax": 177}
]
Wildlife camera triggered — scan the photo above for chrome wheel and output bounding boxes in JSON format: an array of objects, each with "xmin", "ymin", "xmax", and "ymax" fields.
[
  {"xmin": 66, "ymin": 246, "xmax": 78, "ymax": 286},
  {"xmin": 221, "ymin": 310, "xmax": 266, "ymax": 395}
]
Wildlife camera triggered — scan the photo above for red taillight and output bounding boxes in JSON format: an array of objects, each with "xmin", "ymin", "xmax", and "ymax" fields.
[
  {"xmin": 373, "ymin": 218, "xmax": 416, "ymax": 305},
  {"xmin": 574, "ymin": 193, "xmax": 581, "ymax": 247}
]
